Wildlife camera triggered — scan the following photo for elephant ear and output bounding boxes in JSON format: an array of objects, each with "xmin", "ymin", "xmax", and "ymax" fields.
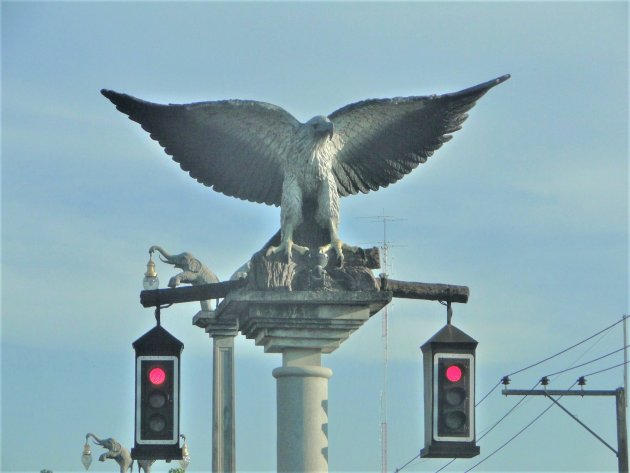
[
  {"xmin": 189, "ymin": 258, "xmax": 202, "ymax": 273},
  {"xmin": 110, "ymin": 440, "xmax": 122, "ymax": 454}
]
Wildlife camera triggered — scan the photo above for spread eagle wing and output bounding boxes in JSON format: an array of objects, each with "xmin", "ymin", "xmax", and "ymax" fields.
[
  {"xmin": 101, "ymin": 90, "xmax": 300, "ymax": 206},
  {"xmin": 327, "ymin": 74, "xmax": 510, "ymax": 196}
]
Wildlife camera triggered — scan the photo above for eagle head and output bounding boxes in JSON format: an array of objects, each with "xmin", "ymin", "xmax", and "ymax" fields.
[{"xmin": 305, "ymin": 115, "xmax": 334, "ymax": 141}]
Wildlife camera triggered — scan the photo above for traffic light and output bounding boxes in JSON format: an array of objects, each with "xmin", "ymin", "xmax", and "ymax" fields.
[
  {"xmin": 138, "ymin": 356, "xmax": 178, "ymax": 442},
  {"xmin": 421, "ymin": 324, "xmax": 480, "ymax": 458},
  {"xmin": 132, "ymin": 325, "xmax": 184, "ymax": 461},
  {"xmin": 435, "ymin": 354, "xmax": 473, "ymax": 440}
]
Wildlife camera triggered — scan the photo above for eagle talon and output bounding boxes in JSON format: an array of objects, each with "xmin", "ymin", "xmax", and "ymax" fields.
[
  {"xmin": 319, "ymin": 240, "xmax": 345, "ymax": 267},
  {"xmin": 266, "ymin": 240, "xmax": 308, "ymax": 262}
]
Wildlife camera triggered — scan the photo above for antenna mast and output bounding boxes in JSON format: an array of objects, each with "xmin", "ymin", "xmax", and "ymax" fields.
[
  {"xmin": 381, "ymin": 212, "xmax": 389, "ymax": 473},
  {"xmin": 371, "ymin": 210, "xmax": 405, "ymax": 473}
]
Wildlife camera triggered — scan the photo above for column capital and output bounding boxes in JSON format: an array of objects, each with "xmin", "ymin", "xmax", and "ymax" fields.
[
  {"xmin": 215, "ymin": 290, "xmax": 391, "ymax": 353},
  {"xmin": 193, "ymin": 310, "xmax": 239, "ymax": 338}
]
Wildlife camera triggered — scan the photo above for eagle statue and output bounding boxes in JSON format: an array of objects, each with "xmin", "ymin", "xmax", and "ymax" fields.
[{"xmin": 102, "ymin": 74, "xmax": 509, "ymax": 263}]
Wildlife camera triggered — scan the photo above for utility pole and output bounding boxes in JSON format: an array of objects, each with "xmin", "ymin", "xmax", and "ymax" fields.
[
  {"xmin": 502, "ymin": 388, "xmax": 628, "ymax": 473},
  {"xmin": 624, "ymin": 315, "xmax": 628, "ymax": 407},
  {"xmin": 617, "ymin": 388, "xmax": 629, "ymax": 473}
]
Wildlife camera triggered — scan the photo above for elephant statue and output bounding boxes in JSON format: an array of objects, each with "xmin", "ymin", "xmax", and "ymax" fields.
[
  {"xmin": 86, "ymin": 433, "xmax": 132, "ymax": 473},
  {"xmin": 229, "ymin": 259, "xmax": 251, "ymax": 281},
  {"xmin": 85, "ymin": 434, "xmax": 155, "ymax": 473},
  {"xmin": 149, "ymin": 245, "xmax": 220, "ymax": 311}
]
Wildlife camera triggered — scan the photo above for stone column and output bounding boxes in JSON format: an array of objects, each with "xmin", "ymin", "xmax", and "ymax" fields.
[
  {"xmin": 194, "ymin": 310, "xmax": 239, "ymax": 473},
  {"xmin": 212, "ymin": 335, "xmax": 235, "ymax": 473},
  {"xmin": 217, "ymin": 290, "xmax": 391, "ymax": 473},
  {"xmin": 273, "ymin": 349, "xmax": 332, "ymax": 473}
]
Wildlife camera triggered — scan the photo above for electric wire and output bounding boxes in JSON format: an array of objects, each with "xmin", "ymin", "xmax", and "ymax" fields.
[
  {"xmin": 464, "ymin": 381, "xmax": 579, "ymax": 472},
  {"xmin": 393, "ymin": 452, "xmax": 421, "ymax": 473},
  {"xmin": 430, "ymin": 381, "xmax": 541, "ymax": 472},
  {"xmin": 566, "ymin": 322, "xmax": 616, "ymax": 368},
  {"xmin": 476, "ymin": 318, "xmax": 623, "ymax": 416},
  {"xmin": 464, "ymin": 402, "xmax": 555, "ymax": 472},
  {"xmin": 506, "ymin": 318, "xmax": 624, "ymax": 378},
  {"xmin": 434, "ymin": 458, "xmax": 456, "ymax": 472},
  {"xmin": 473, "ymin": 335, "xmax": 624, "ymax": 461},
  {"xmin": 543, "ymin": 345, "xmax": 629, "ymax": 378},
  {"xmin": 474, "ymin": 323, "xmax": 622, "ymax": 438},
  {"xmin": 466, "ymin": 332, "xmax": 624, "ymax": 470},
  {"xmin": 465, "ymin": 335, "xmax": 626, "ymax": 470},
  {"xmin": 477, "ymin": 381, "xmax": 540, "ymax": 441},
  {"xmin": 581, "ymin": 360, "xmax": 630, "ymax": 378},
  {"xmin": 475, "ymin": 379, "xmax": 502, "ymax": 407}
]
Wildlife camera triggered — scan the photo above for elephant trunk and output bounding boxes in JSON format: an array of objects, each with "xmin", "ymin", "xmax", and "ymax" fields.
[
  {"xmin": 149, "ymin": 245, "xmax": 175, "ymax": 264},
  {"xmin": 86, "ymin": 433, "xmax": 104, "ymax": 445}
]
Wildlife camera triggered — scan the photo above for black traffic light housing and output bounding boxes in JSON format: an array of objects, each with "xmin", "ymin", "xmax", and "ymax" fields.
[
  {"xmin": 421, "ymin": 323, "xmax": 480, "ymax": 458},
  {"xmin": 132, "ymin": 324, "xmax": 184, "ymax": 461}
]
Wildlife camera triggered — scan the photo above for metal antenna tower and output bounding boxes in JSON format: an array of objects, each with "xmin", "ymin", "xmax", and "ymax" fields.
[{"xmin": 363, "ymin": 210, "xmax": 405, "ymax": 473}]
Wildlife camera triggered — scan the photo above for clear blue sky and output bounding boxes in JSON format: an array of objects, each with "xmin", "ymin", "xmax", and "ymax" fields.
[{"xmin": 2, "ymin": 2, "xmax": 628, "ymax": 472}]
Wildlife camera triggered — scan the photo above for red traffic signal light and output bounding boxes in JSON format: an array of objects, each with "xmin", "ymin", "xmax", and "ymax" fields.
[
  {"xmin": 445, "ymin": 364, "xmax": 463, "ymax": 383},
  {"xmin": 149, "ymin": 367, "xmax": 166, "ymax": 385}
]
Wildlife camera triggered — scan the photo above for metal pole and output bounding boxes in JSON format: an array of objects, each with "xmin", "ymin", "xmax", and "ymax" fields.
[
  {"xmin": 624, "ymin": 315, "xmax": 628, "ymax": 407},
  {"xmin": 617, "ymin": 388, "xmax": 628, "ymax": 473}
]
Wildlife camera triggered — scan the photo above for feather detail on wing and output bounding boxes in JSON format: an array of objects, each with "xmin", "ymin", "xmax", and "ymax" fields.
[
  {"xmin": 101, "ymin": 90, "xmax": 300, "ymax": 206},
  {"xmin": 328, "ymin": 75, "xmax": 510, "ymax": 196}
]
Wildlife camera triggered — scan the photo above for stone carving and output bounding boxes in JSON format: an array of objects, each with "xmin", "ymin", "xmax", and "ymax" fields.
[
  {"xmin": 150, "ymin": 245, "xmax": 219, "ymax": 310},
  {"xmin": 85, "ymin": 433, "xmax": 154, "ymax": 473},
  {"xmin": 229, "ymin": 260, "xmax": 251, "ymax": 281},
  {"xmin": 246, "ymin": 231, "xmax": 381, "ymax": 292},
  {"xmin": 102, "ymin": 75, "xmax": 509, "ymax": 266}
]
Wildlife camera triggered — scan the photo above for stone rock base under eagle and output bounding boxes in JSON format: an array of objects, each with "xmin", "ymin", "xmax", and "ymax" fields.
[{"xmin": 247, "ymin": 228, "xmax": 381, "ymax": 292}]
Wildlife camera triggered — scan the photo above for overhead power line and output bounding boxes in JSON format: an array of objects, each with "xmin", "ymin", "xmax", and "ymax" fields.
[
  {"xmin": 507, "ymin": 318, "xmax": 624, "ymax": 378},
  {"xmin": 477, "ymin": 381, "xmax": 540, "ymax": 441},
  {"xmin": 463, "ymin": 381, "xmax": 579, "ymax": 472},
  {"xmin": 393, "ymin": 452, "xmax": 422, "ymax": 473},
  {"xmin": 465, "ymin": 402, "xmax": 555, "ymax": 472},
  {"xmin": 476, "ymin": 380, "xmax": 502, "ymax": 407},
  {"xmin": 581, "ymin": 360, "xmax": 630, "ymax": 379},
  {"xmin": 544, "ymin": 345, "xmax": 629, "ymax": 378},
  {"xmin": 477, "ymin": 320, "xmax": 624, "ymax": 409},
  {"xmin": 434, "ymin": 458, "xmax": 455, "ymax": 472}
]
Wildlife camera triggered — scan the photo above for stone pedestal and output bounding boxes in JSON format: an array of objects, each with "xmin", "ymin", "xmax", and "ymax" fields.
[{"xmin": 215, "ymin": 290, "xmax": 391, "ymax": 473}]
